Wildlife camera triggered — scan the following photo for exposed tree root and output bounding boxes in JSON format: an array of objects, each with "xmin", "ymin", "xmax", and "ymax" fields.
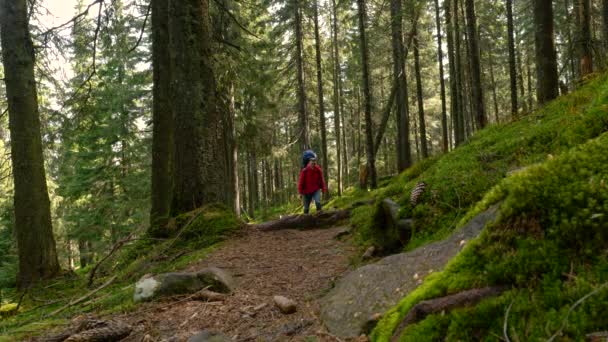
[{"xmin": 390, "ymin": 286, "xmax": 507, "ymax": 342}]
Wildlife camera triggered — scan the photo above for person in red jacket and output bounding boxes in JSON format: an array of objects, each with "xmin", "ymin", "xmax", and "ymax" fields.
[{"xmin": 297, "ymin": 156, "xmax": 327, "ymax": 214}]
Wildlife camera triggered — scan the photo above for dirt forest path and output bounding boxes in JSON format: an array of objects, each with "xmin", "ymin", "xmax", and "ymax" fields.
[{"xmin": 120, "ymin": 225, "xmax": 358, "ymax": 342}]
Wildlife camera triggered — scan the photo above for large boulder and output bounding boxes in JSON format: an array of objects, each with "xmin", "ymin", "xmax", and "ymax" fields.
[
  {"xmin": 319, "ymin": 206, "xmax": 499, "ymax": 338},
  {"xmin": 134, "ymin": 267, "xmax": 235, "ymax": 302}
]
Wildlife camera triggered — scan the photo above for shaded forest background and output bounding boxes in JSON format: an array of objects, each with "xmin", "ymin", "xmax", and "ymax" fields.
[{"xmin": 0, "ymin": 0, "xmax": 607, "ymax": 290}]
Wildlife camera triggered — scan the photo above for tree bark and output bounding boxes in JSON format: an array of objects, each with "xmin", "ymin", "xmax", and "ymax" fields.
[
  {"xmin": 445, "ymin": 0, "xmax": 460, "ymax": 147},
  {"xmin": 294, "ymin": 0, "xmax": 309, "ymax": 150},
  {"xmin": 391, "ymin": 0, "xmax": 412, "ymax": 171},
  {"xmin": 434, "ymin": 0, "xmax": 449, "ymax": 153},
  {"xmin": 170, "ymin": 0, "xmax": 228, "ymax": 214},
  {"xmin": 228, "ymin": 84, "xmax": 240, "ymax": 216},
  {"xmin": 527, "ymin": 52, "xmax": 533, "ymax": 111},
  {"xmin": 374, "ymin": 83, "xmax": 397, "ymax": 158},
  {"xmin": 150, "ymin": 0, "xmax": 173, "ymax": 234},
  {"xmin": 413, "ymin": 25, "xmax": 428, "ymax": 158},
  {"xmin": 313, "ymin": 0, "xmax": 329, "ymax": 189},
  {"xmin": 487, "ymin": 50, "xmax": 500, "ymax": 124},
  {"xmin": 533, "ymin": 0, "xmax": 559, "ymax": 104},
  {"xmin": 516, "ymin": 39, "xmax": 527, "ymax": 113},
  {"xmin": 465, "ymin": 0, "xmax": 486, "ymax": 130},
  {"xmin": 331, "ymin": 0, "xmax": 343, "ymax": 195},
  {"xmin": 356, "ymin": 0, "xmax": 377, "ymax": 189},
  {"xmin": 453, "ymin": 0, "xmax": 465, "ymax": 144},
  {"xmin": 506, "ymin": 0, "xmax": 518, "ymax": 118},
  {"xmin": 604, "ymin": 0, "xmax": 608, "ymax": 58},
  {"xmin": 578, "ymin": 0, "xmax": 593, "ymax": 76},
  {"xmin": 0, "ymin": 0, "xmax": 60, "ymax": 288}
]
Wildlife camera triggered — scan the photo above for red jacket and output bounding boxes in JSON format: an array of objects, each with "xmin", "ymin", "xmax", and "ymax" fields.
[{"xmin": 298, "ymin": 165, "xmax": 327, "ymax": 195}]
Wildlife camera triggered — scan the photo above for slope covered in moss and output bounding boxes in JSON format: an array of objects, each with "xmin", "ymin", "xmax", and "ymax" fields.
[
  {"xmin": 369, "ymin": 75, "xmax": 608, "ymax": 340},
  {"xmin": 348, "ymin": 73, "xmax": 608, "ymax": 252}
]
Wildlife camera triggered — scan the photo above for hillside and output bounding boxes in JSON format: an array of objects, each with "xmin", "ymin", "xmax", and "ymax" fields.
[{"xmin": 348, "ymin": 74, "xmax": 608, "ymax": 340}]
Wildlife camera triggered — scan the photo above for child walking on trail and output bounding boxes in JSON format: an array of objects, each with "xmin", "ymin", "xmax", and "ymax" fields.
[{"xmin": 298, "ymin": 151, "xmax": 327, "ymax": 214}]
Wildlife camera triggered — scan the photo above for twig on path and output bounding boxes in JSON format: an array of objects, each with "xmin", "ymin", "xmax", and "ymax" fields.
[{"xmin": 47, "ymin": 275, "xmax": 117, "ymax": 318}]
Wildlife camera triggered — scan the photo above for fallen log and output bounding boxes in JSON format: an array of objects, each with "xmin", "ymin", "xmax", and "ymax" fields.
[
  {"xmin": 43, "ymin": 319, "xmax": 131, "ymax": 342},
  {"xmin": 390, "ymin": 286, "xmax": 506, "ymax": 342},
  {"xmin": 251, "ymin": 210, "xmax": 351, "ymax": 231}
]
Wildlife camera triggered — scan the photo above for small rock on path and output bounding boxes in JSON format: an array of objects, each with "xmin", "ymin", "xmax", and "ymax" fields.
[{"xmin": 119, "ymin": 225, "xmax": 357, "ymax": 341}]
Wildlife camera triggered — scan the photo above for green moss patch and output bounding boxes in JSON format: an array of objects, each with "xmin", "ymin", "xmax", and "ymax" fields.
[{"xmin": 0, "ymin": 205, "xmax": 243, "ymax": 340}]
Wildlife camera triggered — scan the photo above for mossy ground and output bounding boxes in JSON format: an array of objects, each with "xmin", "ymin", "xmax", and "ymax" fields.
[
  {"xmin": 366, "ymin": 74, "xmax": 608, "ymax": 341},
  {"xmin": 0, "ymin": 205, "xmax": 242, "ymax": 340}
]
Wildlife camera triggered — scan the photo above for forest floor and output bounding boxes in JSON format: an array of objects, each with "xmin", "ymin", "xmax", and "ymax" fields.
[{"xmin": 116, "ymin": 225, "xmax": 360, "ymax": 342}]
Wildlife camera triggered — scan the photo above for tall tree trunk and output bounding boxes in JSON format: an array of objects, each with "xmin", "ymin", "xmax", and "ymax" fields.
[
  {"xmin": 464, "ymin": 0, "xmax": 486, "ymax": 129},
  {"xmin": 527, "ymin": 53, "xmax": 533, "ymax": 111},
  {"xmin": 331, "ymin": 0, "xmax": 343, "ymax": 195},
  {"xmin": 453, "ymin": 0, "xmax": 465, "ymax": 144},
  {"xmin": 434, "ymin": 0, "xmax": 448, "ymax": 153},
  {"xmin": 413, "ymin": 26, "xmax": 428, "ymax": 158},
  {"xmin": 533, "ymin": 0, "xmax": 559, "ymax": 104},
  {"xmin": 341, "ymin": 104, "xmax": 349, "ymax": 186},
  {"xmin": 170, "ymin": 0, "xmax": 227, "ymax": 214},
  {"xmin": 228, "ymin": 84, "xmax": 240, "ymax": 216},
  {"xmin": 150, "ymin": 0, "xmax": 174, "ymax": 233},
  {"xmin": 374, "ymin": 83, "xmax": 397, "ymax": 157},
  {"xmin": 604, "ymin": 0, "xmax": 608, "ymax": 59},
  {"xmin": 487, "ymin": 51, "xmax": 500, "ymax": 124},
  {"xmin": 391, "ymin": 0, "xmax": 412, "ymax": 171},
  {"xmin": 445, "ymin": 0, "xmax": 460, "ymax": 147},
  {"xmin": 0, "ymin": 0, "xmax": 60, "ymax": 288},
  {"xmin": 578, "ymin": 0, "xmax": 593, "ymax": 76},
  {"xmin": 356, "ymin": 86, "xmax": 362, "ymax": 167},
  {"xmin": 313, "ymin": 0, "xmax": 329, "ymax": 189},
  {"xmin": 506, "ymin": 0, "xmax": 518, "ymax": 118},
  {"xmin": 294, "ymin": 0, "xmax": 309, "ymax": 150},
  {"xmin": 252, "ymin": 150, "xmax": 259, "ymax": 211},
  {"xmin": 516, "ymin": 40, "xmax": 527, "ymax": 113},
  {"xmin": 356, "ymin": 0, "xmax": 377, "ymax": 188},
  {"xmin": 247, "ymin": 151, "xmax": 255, "ymax": 219},
  {"xmin": 565, "ymin": 0, "xmax": 577, "ymax": 86}
]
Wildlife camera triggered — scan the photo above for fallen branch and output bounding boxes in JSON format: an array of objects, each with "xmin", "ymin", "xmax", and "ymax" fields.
[
  {"xmin": 47, "ymin": 275, "xmax": 117, "ymax": 317},
  {"xmin": 88, "ymin": 234, "xmax": 135, "ymax": 286},
  {"xmin": 390, "ymin": 286, "xmax": 507, "ymax": 342},
  {"xmin": 250, "ymin": 210, "xmax": 351, "ymax": 231}
]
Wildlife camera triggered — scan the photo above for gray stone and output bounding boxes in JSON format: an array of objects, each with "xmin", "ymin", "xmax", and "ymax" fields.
[
  {"xmin": 319, "ymin": 205, "xmax": 499, "ymax": 338},
  {"xmin": 187, "ymin": 330, "xmax": 230, "ymax": 342},
  {"xmin": 134, "ymin": 267, "xmax": 235, "ymax": 302},
  {"xmin": 273, "ymin": 295, "xmax": 297, "ymax": 314}
]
